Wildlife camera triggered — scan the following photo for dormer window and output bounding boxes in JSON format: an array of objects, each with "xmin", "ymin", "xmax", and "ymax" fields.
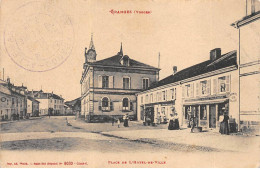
[{"xmin": 120, "ymin": 55, "xmax": 130, "ymax": 66}]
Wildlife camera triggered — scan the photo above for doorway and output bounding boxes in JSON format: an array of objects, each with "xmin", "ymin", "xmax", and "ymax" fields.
[{"xmin": 209, "ymin": 105, "xmax": 216, "ymax": 128}]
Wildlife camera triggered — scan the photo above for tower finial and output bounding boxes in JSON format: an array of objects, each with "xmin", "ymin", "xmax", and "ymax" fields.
[
  {"xmin": 89, "ymin": 33, "xmax": 95, "ymax": 50},
  {"xmin": 118, "ymin": 42, "xmax": 123, "ymax": 56}
]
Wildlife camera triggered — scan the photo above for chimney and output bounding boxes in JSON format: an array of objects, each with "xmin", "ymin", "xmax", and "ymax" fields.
[
  {"xmin": 210, "ymin": 48, "xmax": 221, "ymax": 61},
  {"xmin": 173, "ymin": 66, "xmax": 177, "ymax": 75}
]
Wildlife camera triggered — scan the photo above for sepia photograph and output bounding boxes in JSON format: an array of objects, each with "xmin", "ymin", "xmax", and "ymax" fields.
[{"xmin": 0, "ymin": 0, "xmax": 259, "ymax": 168}]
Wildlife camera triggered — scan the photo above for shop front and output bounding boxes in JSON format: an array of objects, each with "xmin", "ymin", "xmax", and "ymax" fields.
[
  {"xmin": 182, "ymin": 95, "xmax": 230, "ymax": 130},
  {"xmin": 140, "ymin": 100, "xmax": 176, "ymax": 124}
]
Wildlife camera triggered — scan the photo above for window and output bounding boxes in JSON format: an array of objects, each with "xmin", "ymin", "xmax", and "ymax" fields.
[
  {"xmin": 142, "ymin": 78, "xmax": 149, "ymax": 89},
  {"xmin": 201, "ymin": 81, "xmax": 207, "ymax": 95},
  {"xmin": 123, "ymin": 77, "xmax": 130, "ymax": 89},
  {"xmin": 102, "ymin": 76, "xmax": 109, "ymax": 88},
  {"xmin": 186, "ymin": 85, "xmax": 191, "ymax": 97},
  {"xmin": 122, "ymin": 98, "xmax": 129, "ymax": 111},
  {"xmin": 162, "ymin": 91, "xmax": 166, "ymax": 101},
  {"xmin": 200, "ymin": 105, "xmax": 207, "ymax": 120},
  {"xmin": 123, "ymin": 58, "xmax": 129, "ymax": 66},
  {"xmin": 101, "ymin": 97, "xmax": 109, "ymax": 110},
  {"xmin": 171, "ymin": 88, "xmax": 176, "ymax": 99},
  {"xmin": 219, "ymin": 77, "xmax": 226, "ymax": 92}
]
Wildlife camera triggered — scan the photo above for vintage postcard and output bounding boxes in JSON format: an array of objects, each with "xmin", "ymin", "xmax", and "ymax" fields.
[{"xmin": 0, "ymin": 0, "xmax": 259, "ymax": 168}]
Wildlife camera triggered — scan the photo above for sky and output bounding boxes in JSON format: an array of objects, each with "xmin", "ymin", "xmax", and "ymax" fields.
[{"xmin": 0, "ymin": 0, "xmax": 250, "ymax": 101}]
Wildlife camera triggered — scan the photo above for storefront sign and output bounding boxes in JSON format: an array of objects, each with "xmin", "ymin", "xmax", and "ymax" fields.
[
  {"xmin": 229, "ymin": 93, "xmax": 237, "ymax": 102},
  {"xmin": 184, "ymin": 95, "xmax": 227, "ymax": 103}
]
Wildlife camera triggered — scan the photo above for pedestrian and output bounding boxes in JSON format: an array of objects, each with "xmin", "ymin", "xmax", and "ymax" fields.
[
  {"xmin": 173, "ymin": 113, "xmax": 180, "ymax": 130},
  {"xmin": 168, "ymin": 114, "xmax": 174, "ymax": 130},
  {"xmin": 219, "ymin": 113, "xmax": 230, "ymax": 135},
  {"xmin": 117, "ymin": 118, "xmax": 120, "ymax": 128},
  {"xmin": 123, "ymin": 114, "xmax": 129, "ymax": 127},
  {"xmin": 112, "ymin": 117, "xmax": 114, "ymax": 126}
]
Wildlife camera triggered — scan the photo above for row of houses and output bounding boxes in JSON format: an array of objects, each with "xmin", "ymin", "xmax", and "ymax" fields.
[
  {"xmin": 80, "ymin": 0, "xmax": 259, "ymax": 132},
  {"xmin": 0, "ymin": 77, "xmax": 65, "ymax": 121}
]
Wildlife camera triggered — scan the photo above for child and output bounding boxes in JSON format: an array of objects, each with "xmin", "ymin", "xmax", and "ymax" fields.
[{"xmin": 117, "ymin": 119, "xmax": 120, "ymax": 128}]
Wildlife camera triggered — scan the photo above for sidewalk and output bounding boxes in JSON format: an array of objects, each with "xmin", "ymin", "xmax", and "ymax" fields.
[{"xmin": 69, "ymin": 119, "xmax": 260, "ymax": 153}]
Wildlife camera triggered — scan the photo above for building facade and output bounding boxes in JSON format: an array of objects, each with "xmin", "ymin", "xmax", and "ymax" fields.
[
  {"xmin": 27, "ymin": 96, "xmax": 40, "ymax": 117},
  {"xmin": 0, "ymin": 78, "xmax": 27, "ymax": 120},
  {"xmin": 137, "ymin": 49, "xmax": 239, "ymax": 131},
  {"xmin": 231, "ymin": 0, "xmax": 260, "ymax": 132},
  {"xmin": 80, "ymin": 36, "xmax": 160, "ymax": 122},
  {"xmin": 28, "ymin": 90, "xmax": 64, "ymax": 115}
]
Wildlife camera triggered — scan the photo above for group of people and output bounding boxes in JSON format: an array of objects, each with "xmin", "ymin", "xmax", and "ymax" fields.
[
  {"xmin": 168, "ymin": 113, "xmax": 180, "ymax": 130},
  {"xmin": 111, "ymin": 114, "xmax": 129, "ymax": 128}
]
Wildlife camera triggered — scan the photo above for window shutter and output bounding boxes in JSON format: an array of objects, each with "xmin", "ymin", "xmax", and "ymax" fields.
[
  {"xmin": 110, "ymin": 102, "xmax": 114, "ymax": 111},
  {"xmin": 196, "ymin": 82, "xmax": 199, "ymax": 96},
  {"xmin": 213, "ymin": 79, "xmax": 217, "ymax": 94},
  {"xmin": 182, "ymin": 86, "xmax": 185, "ymax": 98},
  {"xmin": 226, "ymin": 75, "xmax": 230, "ymax": 92},
  {"xmin": 174, "ymin": 88, "xmax": 176, "ymax": 100},
  {"xmin": 190, "ymin": 84, "xmax": 194, "ymax": 97},
  {"xmin": 98, "ymin": 100, "xmax": 101, "ymax": 111},
  {"xmin": 98, "ymin": 75, "xmax": 102, "ymax": 88},
  {"xmin": 109, "ymin": 76, "xmax": 114, "ymax": 88},
  {"xmin": 130, "ymin": 102, "xmax": 133, "ymax": 111},
  {"xmin": 129, "ymin": 77, "xmax": 131, "ymax": 89},
  {"xmin": 89, "ymin": 77, "xmax": 93, "ymax": 88},
  {"xmin": 207, "ymin": 79, "xmax": 211, "ymax": 95}
]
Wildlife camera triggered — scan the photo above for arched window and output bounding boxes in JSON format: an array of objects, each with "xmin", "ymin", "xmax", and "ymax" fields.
[
  {"xmin": 102, "ymin": 97, "xmax": 109, "ymax": 107},
  {"xmin": 122, "ymin": 98, "xmax": 129, "ymax": 111}
]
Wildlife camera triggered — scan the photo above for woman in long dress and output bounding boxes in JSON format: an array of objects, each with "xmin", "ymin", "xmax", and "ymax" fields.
[
  {"xmin": 220, "ymin": 114, "xmax": 229, "ymax": 135},
  {"xmin": 168, "ymin": 114, "xmax": 174, "ymax": 130}
]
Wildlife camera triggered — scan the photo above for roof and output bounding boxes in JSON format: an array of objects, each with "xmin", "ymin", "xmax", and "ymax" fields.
[
  {"xmin": 87, "ymin": 54, "xmax": 160, "ymax": 70},
  {"xmin": 27, "ymin": 90, "xmax": 64, "ymax": 100},
  {"xmin": 65, "ymin": 97, "xmax": 81, "ymax": 108},
  {"xmin": 231, "ymin": 11, "xmax": 260, "ymax": 28},
  {"xmin": 27, "ymin": 96, "xmax": 40, "ymax": 103},
  {"xmin": 147, "ymin": 50, "xmax": 237, "ymax": 90}
]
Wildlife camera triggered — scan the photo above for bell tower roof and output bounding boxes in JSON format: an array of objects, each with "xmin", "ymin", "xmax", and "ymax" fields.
[{"xmin": 89, "ymin": 33, "xmax": 95, "ymax": 50}]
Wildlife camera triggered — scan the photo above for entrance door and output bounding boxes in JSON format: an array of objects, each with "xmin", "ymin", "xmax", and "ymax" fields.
[
  {"xmin": 209, "ymin": 105, "xmax": 216, "ymax": 128},
  {"xmin": 140, "ymin": 106, "xmax": 144, "ymax": 121}
]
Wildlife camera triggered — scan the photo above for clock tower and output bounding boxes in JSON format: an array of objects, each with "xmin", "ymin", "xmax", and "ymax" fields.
[{"xmin": 85, "ymin": 34, "xmax": 96, "ymax": 63}]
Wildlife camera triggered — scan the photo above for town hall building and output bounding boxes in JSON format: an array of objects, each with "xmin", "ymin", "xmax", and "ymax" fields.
[{"xmin": 80, "ymin": 35, "xmax": 160, "ymax": 122}]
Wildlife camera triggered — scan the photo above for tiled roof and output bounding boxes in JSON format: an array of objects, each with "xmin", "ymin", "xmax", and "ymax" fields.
[
  {"xmin": 88, "ymin": 54, "xmax": 159, "ymax": 70},
  {"xmin": 147, "ymin": 50, "xmax": 237, "ymax": 90}
]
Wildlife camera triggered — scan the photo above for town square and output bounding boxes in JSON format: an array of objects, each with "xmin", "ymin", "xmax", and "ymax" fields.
[{"xmin": 0, "ymin": 0, "xmax": 259, "ymax": 168}]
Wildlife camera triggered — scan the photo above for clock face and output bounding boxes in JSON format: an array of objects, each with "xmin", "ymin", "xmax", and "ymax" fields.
[{"xmin": 88, "ymin": 50, "xmax": 96, "ymax": 59}]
